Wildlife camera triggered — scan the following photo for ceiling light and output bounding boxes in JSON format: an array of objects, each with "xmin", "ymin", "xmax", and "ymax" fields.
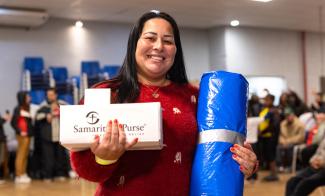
[
  {"xmin": 251, "ymin": 0, "xmax": 273, "ymax": 2},
  {"xmin": 75, "ymin": 20, "xmax": 83, "ymax": 28},
  {"xmin": 230, "ymin": 20, "xmax": 240, "ymax": 27}
]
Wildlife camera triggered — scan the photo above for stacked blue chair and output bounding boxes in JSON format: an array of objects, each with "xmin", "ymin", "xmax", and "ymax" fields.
[
  {"xmin": 81, "ymin": 61, "xmax": 101, "ymax": 87},
  {"xmin": 70, "ymin": 76, "xmax": 80, "ymax": 89},
  {"xmin": 23, "ymin": 57, "xmax": 49, "ymax": 91},
  {"xmin": 102, "ymin": 65, "xmax": 121, "ymax": 79},
  {"xmin": 30, "ymin": 90, "xmax": 46, "ymax": 105},
  {"xmin": 49, "ymin": 66, "xmax": 74, "ymax": 104},
  {"xmin": 49, "ymin": 66, "xmax": 68, "ymax": 85},
  {"xmin": 58, "ymin": 94, "xmax": 74, "ymax": 105}
]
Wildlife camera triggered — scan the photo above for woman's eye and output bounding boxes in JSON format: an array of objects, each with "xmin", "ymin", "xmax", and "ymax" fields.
[
  {"xmin": 145, "ymin": 37, "xmax": 155, "ymax": 41},
  {"xmin": 164, "ymin": 40, "xmax": 173, "ymax": 44}
]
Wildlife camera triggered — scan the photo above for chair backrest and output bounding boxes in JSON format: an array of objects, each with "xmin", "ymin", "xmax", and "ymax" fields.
[
  {"xmin": 29, "ymin": 90, "xmax": 46, "ymax": 105},
  {"xmin": 81, "ymin": 61, "xmax": 100, "ymax": 78},
  {"xmin": 23, "ymin": 57, "xmax": 44, "ymax": 75},
  {"xmin": 58, "ymin": 94, "xmax": 73, "ymax": 105},
  {"xmin": 49, "ymin": 66, "xmax": 68, "ymax": 83},
  {"xmin": 70, "ymin": 76, "xmax": 80, "ymax": 88},
  {"xmin": 102, "ymin": 65, "xmax": 121, "ymax": 79}
]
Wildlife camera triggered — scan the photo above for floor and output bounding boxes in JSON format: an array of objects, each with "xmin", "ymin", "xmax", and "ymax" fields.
[{"xmin": 0, "ymin": 171, "xmax": 323, "ymax": 196}]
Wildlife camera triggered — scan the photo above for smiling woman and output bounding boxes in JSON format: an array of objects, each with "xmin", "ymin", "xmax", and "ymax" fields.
[{"xmin": 70, "ymin": 10, "xmax": 257, "ymax": 196}]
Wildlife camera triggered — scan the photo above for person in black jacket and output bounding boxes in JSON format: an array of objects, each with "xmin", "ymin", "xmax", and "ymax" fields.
[
  {"xmin": 10, "ymin": 91, "xmax": 33, "ymax": 184},
  {"xmin": 36, "ymin": 88, "xmax": 69, "ymax": 181},
  {"xmin": 0, "ymin": 111, "xmax": 10, "ymax": 184}
]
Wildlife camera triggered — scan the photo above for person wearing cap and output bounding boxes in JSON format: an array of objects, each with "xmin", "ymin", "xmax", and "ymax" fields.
[{"xmin": 278, "ymin": 107, "xmax": 305, "ymax": 172}]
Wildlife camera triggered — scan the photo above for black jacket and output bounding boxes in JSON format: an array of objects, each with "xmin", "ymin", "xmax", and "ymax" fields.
[
  {"xmin": 35, "ymin": 105, "xmax": 52, "ymax": 141},
  {"xmin": 11, "ymin": 106, "xmax": 34, "ymax": 136},
  {"xmin": 35, "ymin": 100, "xmax": 66, "ymax": 141}
]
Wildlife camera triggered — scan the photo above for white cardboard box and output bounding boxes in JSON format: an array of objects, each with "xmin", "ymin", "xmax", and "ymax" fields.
[
  {"xmin": 60, "ymin": 102, "xmax": 163, "ymax": 151},
  {"xmin": 84, "ymin": 88, "xmax": 111, "ymax": 106}
]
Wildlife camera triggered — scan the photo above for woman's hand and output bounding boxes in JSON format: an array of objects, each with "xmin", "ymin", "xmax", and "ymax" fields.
[
  {"xmin": 90, "ymin": 119, "xmax": 138, "ymax": 161},
  {"xmin": 230, "ymin": 142, "xmax": 258, "ymax": 177}
]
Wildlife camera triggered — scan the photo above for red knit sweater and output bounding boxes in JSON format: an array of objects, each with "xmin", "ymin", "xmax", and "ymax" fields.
[{"xmin": 71, "ymin": 82, "xmax": 198, "ymax": 196}]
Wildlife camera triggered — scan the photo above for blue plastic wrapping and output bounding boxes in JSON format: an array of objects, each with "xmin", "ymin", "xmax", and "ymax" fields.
[{"xmin": 190, "ymin": 71, "xmax": 248, "ymax": 196}]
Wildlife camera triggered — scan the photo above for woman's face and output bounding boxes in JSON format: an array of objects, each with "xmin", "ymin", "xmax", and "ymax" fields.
[
  {"xmin": 25, "ymin": 94, "xmax": 31, "ymax": 104},
  {"xmin": 135, "ymin": 18, "xmax": 177, "ymax": 82}
]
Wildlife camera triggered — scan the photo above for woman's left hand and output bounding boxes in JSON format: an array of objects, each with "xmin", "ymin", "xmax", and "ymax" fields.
[{"xmin": 230, "ymin": 142, "xmax": 258, "ymax": 177}]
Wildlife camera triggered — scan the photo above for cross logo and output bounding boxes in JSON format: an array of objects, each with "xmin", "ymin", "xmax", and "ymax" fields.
[{"xmin": 86, "ymin": 111, "xmax": 100, "ymax": 125}]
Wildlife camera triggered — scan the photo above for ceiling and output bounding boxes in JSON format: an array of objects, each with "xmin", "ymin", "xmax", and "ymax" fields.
[{"xmin": 1, "ymin": 0, "xmax": 325, "ymax": 32}]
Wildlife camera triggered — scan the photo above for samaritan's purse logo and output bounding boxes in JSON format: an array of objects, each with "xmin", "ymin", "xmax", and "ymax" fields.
[{"xmin": 86, "ymin": 111, "xmax": 100, "ymax": 125}]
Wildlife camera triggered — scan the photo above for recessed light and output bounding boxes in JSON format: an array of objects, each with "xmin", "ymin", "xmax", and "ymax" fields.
[
  {"xmin": 251, "ymin": 0, "xmax": 272, "ymax": 2},
  {"xmin": 75, "ymin": 20, "xmax": 83, "ymax": 28},
  {"xmin": 230, "ymin": 20, "xmax": 240, "ymax": 27}
]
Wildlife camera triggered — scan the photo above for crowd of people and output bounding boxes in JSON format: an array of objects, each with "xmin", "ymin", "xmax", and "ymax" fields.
[
  {"xmin": 248, "ymin": 89, "xmax": 325, "ymax": 195},
  {"xmin": 0, "ymin": 88, "xmax": 75, "ymax": 184}
]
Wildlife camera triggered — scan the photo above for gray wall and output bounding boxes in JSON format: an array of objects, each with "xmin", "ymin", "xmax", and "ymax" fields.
[
  {"xmin": 208, "ymin": 27, "xmax": 226, "ymax": 71},
  {"xmin": 1, "ymin": 17, "xmax": 325, "ymax": 115},
  {"xmin": 0, "ymin": 18, "xmax": 210, "ymax": 114},
  {"xmin": 207, "ymin": 26, "xmax": 325, "ymax": 104},
  {"xmin": 225, "ymin": 27, "xmax": 303, "ymax": 98}
]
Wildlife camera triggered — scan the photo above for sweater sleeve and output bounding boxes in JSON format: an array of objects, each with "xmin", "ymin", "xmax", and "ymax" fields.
[
  {"xmin": 287, "ymin": 125, "xmax": 305, "ymax": 144},
  {"xmin": 70, "ymin": 149, "xmax": 119, "ymax": 183},
  {"xmin": 279, "ymin": 122, "xmax": 286, "ymax": 145}
]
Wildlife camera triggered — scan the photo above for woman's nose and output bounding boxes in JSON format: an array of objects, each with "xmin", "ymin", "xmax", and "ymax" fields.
[{"xmin": 153, "ymin": 39, "xmax": 163, "ymax": 51}]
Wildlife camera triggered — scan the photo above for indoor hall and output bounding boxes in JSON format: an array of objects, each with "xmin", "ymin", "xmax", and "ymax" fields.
[{"xmin": 0, "ymin": 0, "xmax": 325, "ymax": 195}]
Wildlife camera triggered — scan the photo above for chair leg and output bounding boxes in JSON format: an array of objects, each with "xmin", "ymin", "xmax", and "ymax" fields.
[{"xmin": 291, "ymin": 146, "xmax": 298, "ymax": 174}]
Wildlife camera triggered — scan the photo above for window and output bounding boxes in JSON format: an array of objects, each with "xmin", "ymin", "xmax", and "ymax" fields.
[{"xmin": 246, "ymin": 76, "xmax": 287, "ymax": 105}]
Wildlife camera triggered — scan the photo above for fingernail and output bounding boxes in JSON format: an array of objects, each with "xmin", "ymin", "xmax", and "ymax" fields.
[
  {"xmin": 109, "ymin": 120, "xmax": 112, "ymax": 125},
  {"xmin": 94, "ymin": 135, "xmax": 99, "ymax": 139},
  {"xmin": 230, "ymin": 147, "xmax": 235, "ymax": 152},
  {"xmin": 114, "ymin": 119, "xmax": 118, "ymax": 124},
  {"xmin": 232, "ymin": 154, "xmax": 237, "ymax": 159},
  {"xmin": 234, "ymin": 144, "xmax": 239, "ymax": 149},
  {"xmin": 135, "ymin": 138, "xmax": 139, "ymax": 142},
  {"xmin": 119, "ymin": 124, "xmax": 122, "ymax": 128},
  {"xmin": 240, "ymin": 166, "xmax": 244, "ymax": 171}
]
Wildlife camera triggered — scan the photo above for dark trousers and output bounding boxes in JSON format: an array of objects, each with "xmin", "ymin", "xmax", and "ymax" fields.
[
  {"xmin": 41, "ymin": 140, "xmax": 69, "ymax": 179},
  {"xmin": 300, "ymin": 144, "xmax": 318, "ymax": 167},
  {"xmin": 286, "ymin": 167, "xmax": 325, "ymax": 196}
]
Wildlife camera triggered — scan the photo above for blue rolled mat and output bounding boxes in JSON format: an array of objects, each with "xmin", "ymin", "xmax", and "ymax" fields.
[{"xmin": 190, "ymin": 71, "xmax": 248, "ymax": 196}]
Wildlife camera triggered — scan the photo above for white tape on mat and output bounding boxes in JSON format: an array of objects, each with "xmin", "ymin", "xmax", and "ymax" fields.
[{"xmin": 198, "ymin": 129, "xmax": 246, "ymax": 145}]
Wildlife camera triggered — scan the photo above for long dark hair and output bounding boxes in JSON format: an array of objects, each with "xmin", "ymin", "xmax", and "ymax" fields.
[
  {"xmin": 110, "ymin": 11, "xmax": 188, "ymax": 103},
  {"xmin": 17, "ymin": 91, "xmax": 30, "ymax": 111}
]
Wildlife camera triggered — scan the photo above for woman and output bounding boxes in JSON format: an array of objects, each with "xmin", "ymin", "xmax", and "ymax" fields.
[
  {"xmin": 11, "ymin": 91, "xmax": 33, "ymax": 183},
  {"xmin": 71, "ymin": 11, "xmax": 258, "ymax": 195}
]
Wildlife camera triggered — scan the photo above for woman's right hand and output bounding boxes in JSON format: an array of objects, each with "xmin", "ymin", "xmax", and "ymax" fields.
[{"xmin": 90, "ymin": 119, "xmax": 138, "ymax": 161}]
